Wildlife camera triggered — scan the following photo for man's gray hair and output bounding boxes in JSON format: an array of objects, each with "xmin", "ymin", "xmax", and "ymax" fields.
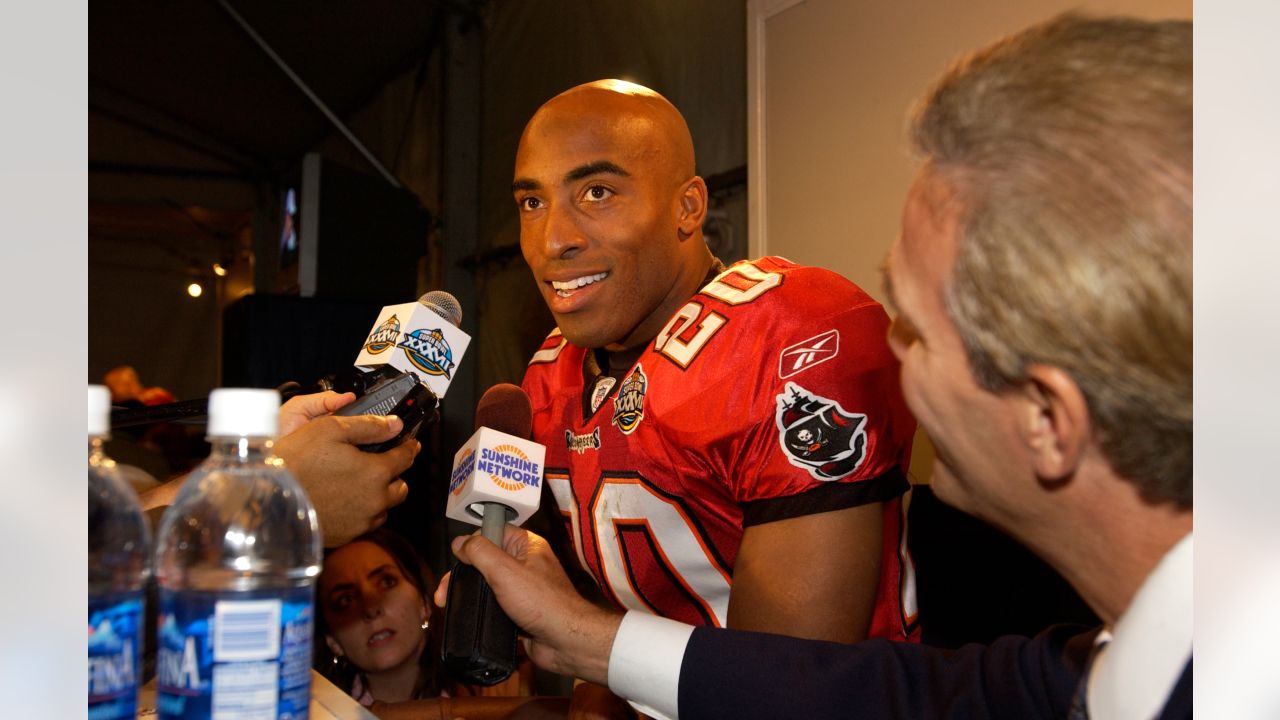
[{"xmin": 909, "ymin": 14, "xmax": 1192, "ymax": 508}]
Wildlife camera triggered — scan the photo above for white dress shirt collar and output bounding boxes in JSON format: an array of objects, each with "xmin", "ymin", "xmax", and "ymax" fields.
[{"xmin": 1088, "ymin": 532, "xmax": 1193, "ymax": 720}]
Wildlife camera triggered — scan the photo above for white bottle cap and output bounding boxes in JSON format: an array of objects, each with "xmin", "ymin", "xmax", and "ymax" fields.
[
  {"xmin": 88, "ymin": 385, "xmax": 111, "ymax": 437},
  {"xmin": 207, "ymin": 388, "xmax": 281, "ymax": 438}
]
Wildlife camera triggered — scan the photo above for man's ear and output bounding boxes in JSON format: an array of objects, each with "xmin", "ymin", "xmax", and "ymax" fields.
[
  {"xmin": 325, "ymin": 634, "xmax": 345, "ymax": 658},
  {"xmin": 1018, "ymin": 364, "xmax": 1092, "ymax": 483},
  {"xmin": 676, "ymin": 176, "xmax": 709, "ymax": 239}
]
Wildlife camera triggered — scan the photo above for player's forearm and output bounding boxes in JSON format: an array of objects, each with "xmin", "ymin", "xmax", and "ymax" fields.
[
  {"xmin": 726, "ymin": 583, "xmax": 874, "ymax": 642},
  {"xmin": 727, "ymin": 604, "xmax": 872, "ymax": 642},
  {"xmin": 727, "ymin": 505, "xmax": 885, "ymax": 642}
]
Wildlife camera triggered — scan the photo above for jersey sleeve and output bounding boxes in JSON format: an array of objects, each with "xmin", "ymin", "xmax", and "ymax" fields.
[{"xmin": 710, "ymin": 263, "xmax": 916, "ymax": 524}]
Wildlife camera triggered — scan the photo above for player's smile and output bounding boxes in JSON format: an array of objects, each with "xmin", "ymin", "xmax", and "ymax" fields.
[
  {"xmin": 552, "ymin": 271, "xmax": 609, "ymax": 298},
  {"xmin": 538, "ymin": 268, "xmax": 611, "ymax": 317}
]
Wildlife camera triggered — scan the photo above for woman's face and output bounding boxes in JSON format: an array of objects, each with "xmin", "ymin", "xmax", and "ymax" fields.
[{"xmin": 319, "ymin": 541, "xmax": 428, "ymax": 675}]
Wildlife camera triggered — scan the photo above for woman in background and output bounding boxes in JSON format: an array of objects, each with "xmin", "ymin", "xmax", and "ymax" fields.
[
  {"xmin": 316, "ymin": 528, "xmax": 454, "ymax": 704},
  {"xmin": 318, "ymin": 528, "xmax": 626, "ymax": 719}
]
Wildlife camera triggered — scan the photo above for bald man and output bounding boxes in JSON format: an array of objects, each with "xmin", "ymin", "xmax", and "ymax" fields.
[{"xmin": 510, "ymin": 79, "xmax": 918, "ymax": 695}]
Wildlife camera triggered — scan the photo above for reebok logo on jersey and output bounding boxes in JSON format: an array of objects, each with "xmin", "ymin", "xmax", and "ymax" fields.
[
  {"xmin": 612, "ymin": 365, "xmax": 647, "ymax": 434},
  {"xmin": 774, "ymin": 382, "xmax": 867, "ymax": 480},
  {"xmin": 779, "ymin": 329, "xmax": 840, "ymax": 379}
]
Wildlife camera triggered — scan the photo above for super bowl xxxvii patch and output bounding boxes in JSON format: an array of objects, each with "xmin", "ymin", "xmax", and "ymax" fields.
[
  {"xmin": 612, "ymin": 365, "xmax": 647, "ymax": 435},
  {"xmin": 774, "ymin": 382, "xmax": 867, "ymax": 480}
]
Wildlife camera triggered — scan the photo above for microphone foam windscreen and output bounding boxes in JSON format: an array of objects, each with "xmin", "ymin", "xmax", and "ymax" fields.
[
  {"xmin": 474, "ymin": 383, "xmax": 532, "ymax": 438},
  {"xmin": 419, "ymin": 290, "xmax": 463, "ymax": 327}
]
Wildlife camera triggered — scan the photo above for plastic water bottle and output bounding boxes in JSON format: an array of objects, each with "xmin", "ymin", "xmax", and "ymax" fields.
[
  {"xmin": 88, "ymin": 384, "xmax": 151, "ymax": 720},
  {"xmin": 153, "ymin": 388, "xmax": 321, "ymax": 719}
]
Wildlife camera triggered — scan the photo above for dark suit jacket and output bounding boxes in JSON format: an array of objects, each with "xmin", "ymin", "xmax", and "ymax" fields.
[
  {"xmin": 1159, "ymin": 660, "xmax": 1192, "ymax": 720},
  {"xmin": 678, "ymin": 624, "xmax": 1193, "ymax": 719}
]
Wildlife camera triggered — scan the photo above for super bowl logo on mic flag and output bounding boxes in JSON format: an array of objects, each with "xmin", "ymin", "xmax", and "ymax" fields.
[
  {"xmin": 446, "ymin": 428, "xmax": 545, "ymax": 528},
  {"xmin": 398, "ymin": 328, "xmax": 456, "ymax": 378},
  {"xmin": 354, "ymin": 301, "xmax": 471, "ymax": 399},
  {"xmin": 364, "ymin": 315, "xmax": 402, "ymax": 354}
]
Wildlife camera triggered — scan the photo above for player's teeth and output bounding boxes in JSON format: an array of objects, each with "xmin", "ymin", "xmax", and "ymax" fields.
[{"xmin": 552, "ymin": 272, "xmax": 607, "ymax": 294}]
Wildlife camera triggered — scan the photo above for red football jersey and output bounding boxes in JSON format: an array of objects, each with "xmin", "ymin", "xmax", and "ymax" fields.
[{"xmin": 522, "ymin": 257, "xmax": 919, "ymax": 640}]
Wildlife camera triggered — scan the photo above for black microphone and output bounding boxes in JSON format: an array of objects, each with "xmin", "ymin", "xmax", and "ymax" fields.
[
  {"xmin": 331, "ymin": 290, "xmax": 470, "ymax": 452},
  {"xmin": 441, "ymin": 384, "xmax": 542, "ymax": 686}
]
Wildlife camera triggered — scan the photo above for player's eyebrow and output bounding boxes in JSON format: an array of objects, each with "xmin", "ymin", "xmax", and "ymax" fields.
[
  {"xmin": 512, "ymin": 161, "xmax": 630, "ymax": 194},
  {"xmin": 564, "ymin": 160, "xmax": 630, "ymax": 183},
  {"xmin": 512, "ymin": 177, "xmax": 541, "ymax": 193}
]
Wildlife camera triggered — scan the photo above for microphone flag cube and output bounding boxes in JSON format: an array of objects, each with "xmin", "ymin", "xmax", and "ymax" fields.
[
  {"xmin": 353, "ymin": 301, "xmax": 472, "ymax": 399},
  {"xmin": 447, "ymin": 427, "xmax": 545, "ymax": 528}
]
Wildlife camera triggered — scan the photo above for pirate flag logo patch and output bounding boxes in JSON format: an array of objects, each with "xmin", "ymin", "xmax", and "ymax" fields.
[{"xmin": 774, "ymin": 382, "xmax": 867, "ymax": 480}]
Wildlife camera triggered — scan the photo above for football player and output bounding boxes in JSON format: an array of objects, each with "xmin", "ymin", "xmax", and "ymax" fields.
[{"xmin": 512, "ymin": 79, "xmax": 919, "ymax": 710}]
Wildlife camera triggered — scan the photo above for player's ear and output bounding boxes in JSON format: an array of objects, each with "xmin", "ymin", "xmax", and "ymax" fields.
[
  {"xmin": 1017, "ymin": 364, "xmax": 1091, "ymax": 483},
  {"xmin": 677, "ymin": 176, "xmax": 708, "ymax": 239}
]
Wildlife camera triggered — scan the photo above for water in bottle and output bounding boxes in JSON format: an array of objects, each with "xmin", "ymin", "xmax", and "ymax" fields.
[
  {"xmin": 153, "ymin": 388, "xmax": 321, "ymax": 719},
  {"xmin": 88, "ymin": 384, "xmax": 151, "ymax": 720}
]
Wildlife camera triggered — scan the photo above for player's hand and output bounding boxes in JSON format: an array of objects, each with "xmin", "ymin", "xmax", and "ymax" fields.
[
  {"xmin": 274, "ymin": 402, "xmax": 419, "ymax": 548},
  {"xmin": 435, "ymin": 527, "xmax": 622, "ymax": 686}
]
